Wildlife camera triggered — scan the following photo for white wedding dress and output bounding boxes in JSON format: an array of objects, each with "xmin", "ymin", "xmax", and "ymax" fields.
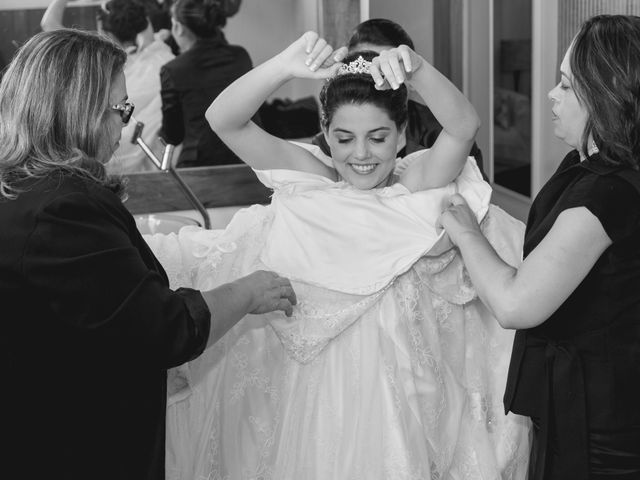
[{"xmin": 147, "ymin": 156, "xmax": 531, "ymax": 480}]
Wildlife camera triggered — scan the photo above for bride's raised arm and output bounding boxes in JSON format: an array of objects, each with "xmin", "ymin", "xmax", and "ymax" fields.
[
  {"xmin": 206, "ymin": 32, "xmax": 346, "ymax": 174},
  {"xmin": 371, "ymin": 46, "xmax": 481, "ymax": 192}
]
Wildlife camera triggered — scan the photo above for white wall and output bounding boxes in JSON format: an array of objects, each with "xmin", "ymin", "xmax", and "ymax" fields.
[
  {"xmin": 531, "ymin": 0, "xmax": 570, "ymax": 193},
  {"xmin": 0, "ymin": 0, "xmax": 101, "ymax": 9},
  {"xmin": 367, "ymin": 0, "xmax": 434, "ymax": 63},
  {"xmin": 225, "ymin": 0, "xmax": 322, "ymax": 100},
  {"xmin": 467, "ymin": 0, "xmax": 492, "ymax": 179}
]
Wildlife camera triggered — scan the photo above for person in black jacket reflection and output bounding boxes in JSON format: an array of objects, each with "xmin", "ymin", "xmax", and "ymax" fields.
[
  {"xmin": 160, "ymin": 0, "xmax": 256, "ymax": 167},
  {"xmin": 0, "ymin": 29, "xmax": 296, "ymax": 480}
]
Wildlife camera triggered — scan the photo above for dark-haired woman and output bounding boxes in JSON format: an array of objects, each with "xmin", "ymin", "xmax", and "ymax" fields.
[
  {"xmin": 160, "ymin": 0, "xmax": 253, "ymax": 167},
  {"xmin": 440, "ymin": 14, "xmax": 640, "ymax": 480},
  {"xmin": 311, "ymin": 18, "xmax": 484, "ymax": 177},
  {"xmin": 0, "ymin": 29, "xmax": 296, "ymax": 480},
  {"xmin": 158, "ymin": 32, "xmax": 530, "ymax": 478}
]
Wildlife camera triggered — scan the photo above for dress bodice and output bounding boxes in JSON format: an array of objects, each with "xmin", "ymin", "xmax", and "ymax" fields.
[{"xmin": 254, "ymin": 157, "xmax": 491, "ymax": 295}]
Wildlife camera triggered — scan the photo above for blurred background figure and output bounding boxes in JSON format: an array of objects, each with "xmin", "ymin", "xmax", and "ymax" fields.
[
  {"xmin": 137, "ymin": 0, "xmax": 179, "ymax": 54},
  {"xmin": 160, "ymin": 0, "xmax": 255, "ymax": 168},
  {"xmin": 41, "ymin": 0, "xmax": 175, "ymax": 174}
]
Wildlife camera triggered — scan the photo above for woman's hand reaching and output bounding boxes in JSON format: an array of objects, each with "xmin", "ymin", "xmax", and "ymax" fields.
[
  {"xmin": 370, "ymin": 45, "xmax": 424, "ymax": 91},
  {"xmin": 437, "ymin": 194, "xmax": 483, "ymax": 246},
  {"xmin": 276, "ymin": 31, "xmax": 348, "ymax": 80},
  {"xmin": 202, "ymin": 270, "xmax": 298, "ymax": 347},
  {"xmin": 235, "ymin": 270, "xmax": 298, "ymax": 317}
]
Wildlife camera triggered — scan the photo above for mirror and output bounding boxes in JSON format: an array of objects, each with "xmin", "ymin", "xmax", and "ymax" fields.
[{"xmin": 493, "ymin": 0, "xmax": 532, "ymax": 197}]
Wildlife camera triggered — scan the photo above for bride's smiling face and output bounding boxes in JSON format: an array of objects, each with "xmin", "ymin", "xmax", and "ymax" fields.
[{"xmin": 324, "ymin": 103, "xmax": 402, "ymax": 190}]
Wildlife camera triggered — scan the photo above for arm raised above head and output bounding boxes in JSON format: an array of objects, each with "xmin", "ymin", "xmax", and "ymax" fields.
[
  {"xmin": 40, "ymin": 0, "xmax": 68, "ymax": 32},
  {"xmin": 371, "ymin": 46, "xmax": 480, "ymax": 192},
  {"xmin": 206, "ymin": 32, "xmax": 347, "ymax": 175}
]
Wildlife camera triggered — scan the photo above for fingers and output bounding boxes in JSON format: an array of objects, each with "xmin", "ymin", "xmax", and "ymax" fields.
[
  {"xmin": 301, "ymin": 33, "xmax": 345, "ymax": 77},
  {"xmin": 385, "ymin": 52, "xmax": 405, "ymax": 86},
  {"xmin": 398, "ymin": 45, "xmax": 413, "ymax": 72},
  {"xmin": 332, "ymin": 46, "xmax": 348, "ymax": 63},
  {"xmin": 278, "ymin": 298, "xmax": 295, "ymax": 317},
  {"xmin": 306, "ymin": 39, "xmax": 342, "ymax": 71},
  {"xmin": 370, "ymin": 45, "xmax": 419, "ymax": 90},
  {"xmin": 271, "ymin": 282, "xmax": 296, "ymax": 317},
  {"xmin": 280, "ymin": 284, "xmax": 297, "ymax": 306},
  {"xmin": 446, "ymin": 193, "xmax": 467, "ymax": 207},
  {"xmin": 324, "ymin": 62, "xmax": 344, "ymax": 78},
  {"xmin": 371, "ymin": 48, "xmax": 408, "ymax": 90},
  {"xmin": 369, "ymin": 58, "xmax": 387, "ymax": 90},
  {"xmin": 306, "ymin": 37, "xmax": 328, "ymax": 67},
  {"xmin": 248, "ymin": 271, "xmax": 298, "ymax": 316},
  {"xmin": 303, "ymin": 31, "xmax": 319, "ymax": 54}
]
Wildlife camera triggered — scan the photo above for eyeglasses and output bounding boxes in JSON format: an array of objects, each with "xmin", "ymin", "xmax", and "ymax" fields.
[{"xmin": 111, "ymin": 101, "xmax": 135, "ymax": 125}]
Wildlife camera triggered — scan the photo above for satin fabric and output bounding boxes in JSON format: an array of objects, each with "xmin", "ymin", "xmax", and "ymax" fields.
[{"xmin": 255, "ymin": 157, "xmax": 490, "ymax": 295}]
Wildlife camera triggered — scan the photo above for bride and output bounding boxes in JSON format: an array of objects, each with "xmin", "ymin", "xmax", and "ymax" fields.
[{"xmin": 150, "ymin": 32, "xmax": 530, "ymax": 479}]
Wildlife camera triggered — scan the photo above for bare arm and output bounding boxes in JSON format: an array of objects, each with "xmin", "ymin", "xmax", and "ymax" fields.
[
  {"xmin": 40, "ymin": 0, "xmax": 67, "ymax": 31},
  {"xmin": 200, "ymin": 270, "xmax": 296, "ymax": 348},
  {"xmin": 206, "ymin": 32, "xmax": 347, "ymax": 175},
  {"xmin": 370, "ymin": 46, "xmax": 480, "ymax": 192},
  {"xmin": 439, "ymin": 195, "xmax": 611, "ymax": 329}
]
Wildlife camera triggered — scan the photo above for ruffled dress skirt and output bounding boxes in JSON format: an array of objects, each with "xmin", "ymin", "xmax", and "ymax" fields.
[{"xmin": 145, "ymin": 162, "xmax": 531, "ymax": 480}]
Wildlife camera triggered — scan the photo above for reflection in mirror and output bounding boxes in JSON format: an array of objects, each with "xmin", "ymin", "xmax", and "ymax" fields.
[{"xmin": 493, "ymin": 0, "xmax": 532, "ymax": 197}]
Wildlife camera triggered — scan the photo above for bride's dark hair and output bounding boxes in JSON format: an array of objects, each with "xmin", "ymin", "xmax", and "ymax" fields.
[{"xmin": 319, "ymin": 50, "xmax": 408, "ymax": 130}]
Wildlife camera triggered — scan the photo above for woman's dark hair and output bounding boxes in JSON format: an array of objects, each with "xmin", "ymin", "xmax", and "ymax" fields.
[
  {"xmin": 98, "ymin": 0, "xmax": 149, "ymax": 44},
  {"xmin": 173, "ymin": 0, "xmax": 228, "ymax": 37},
  {"xmin": 347, "ymin": 18, "xmax": 414, "ymax": 52},
  {"xmin": 570, "ymin": 14, "xmax": 640, "ymax": 169},
  {"xmin": 319, "ymin": 51, "xmax": 408, "ymax": 130},
  {"xmin": 140, "ymin": 0, "xmax": 173, "ymax": 32}
]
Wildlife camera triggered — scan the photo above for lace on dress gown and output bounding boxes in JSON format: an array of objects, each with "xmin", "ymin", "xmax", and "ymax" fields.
[{"xmin": 146, "ymin": 156, "xmax": 531, "ymax": 480}]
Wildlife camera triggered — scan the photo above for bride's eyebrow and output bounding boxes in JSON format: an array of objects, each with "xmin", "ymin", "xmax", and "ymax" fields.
[{"xmin": 332, "ymin": 127, "xmax": 391, "ymax": 134}]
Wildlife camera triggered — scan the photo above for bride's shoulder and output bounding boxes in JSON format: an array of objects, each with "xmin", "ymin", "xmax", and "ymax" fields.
[{"xmin": 252, "ymin": 167, "xmax": 336, "ymax": 191}]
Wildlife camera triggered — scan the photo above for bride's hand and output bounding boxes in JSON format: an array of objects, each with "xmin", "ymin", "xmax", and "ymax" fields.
[
  {"xmin": 370, "ymin": 45, "xmax": 424, "ymax": 90},
  {"xmin": 276, "ymin": 31, "xmax": 348, "ymax": 80},
  {"xmin": 437, "ymin": 194, "xmax": 483, "ymax": 246}
]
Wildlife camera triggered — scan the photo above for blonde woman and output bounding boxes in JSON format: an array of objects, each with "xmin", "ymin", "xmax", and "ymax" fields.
[{"xmin": 0, "ymin": 29, "xmax": 295, "ymax": 480}]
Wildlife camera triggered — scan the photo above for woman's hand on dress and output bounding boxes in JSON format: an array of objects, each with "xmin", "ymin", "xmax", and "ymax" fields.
[
  {"xmin": 277, "ymin": 31, "xmax": 348, "ymax": 80},
  {"xmin": 370, "ymin": 45, "xmax": 424, "ymax": 91},
  {"xmin": 437, "ymin": 194, "xmax": 483, "ymax": 246},
  {"xmin": 236, "ymin": 270, "xmax": 297, "ymax": 317}
]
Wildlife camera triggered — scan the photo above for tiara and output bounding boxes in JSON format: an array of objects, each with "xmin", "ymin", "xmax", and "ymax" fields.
[{"xmin": 337, "ymin": 56, "xmax": 372, "ymax": 76}]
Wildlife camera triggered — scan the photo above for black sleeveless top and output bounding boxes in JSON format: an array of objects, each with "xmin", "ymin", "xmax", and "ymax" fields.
[{"xmin": 503, "ymin": 151, "xmax": 640, "ymax": 478}]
